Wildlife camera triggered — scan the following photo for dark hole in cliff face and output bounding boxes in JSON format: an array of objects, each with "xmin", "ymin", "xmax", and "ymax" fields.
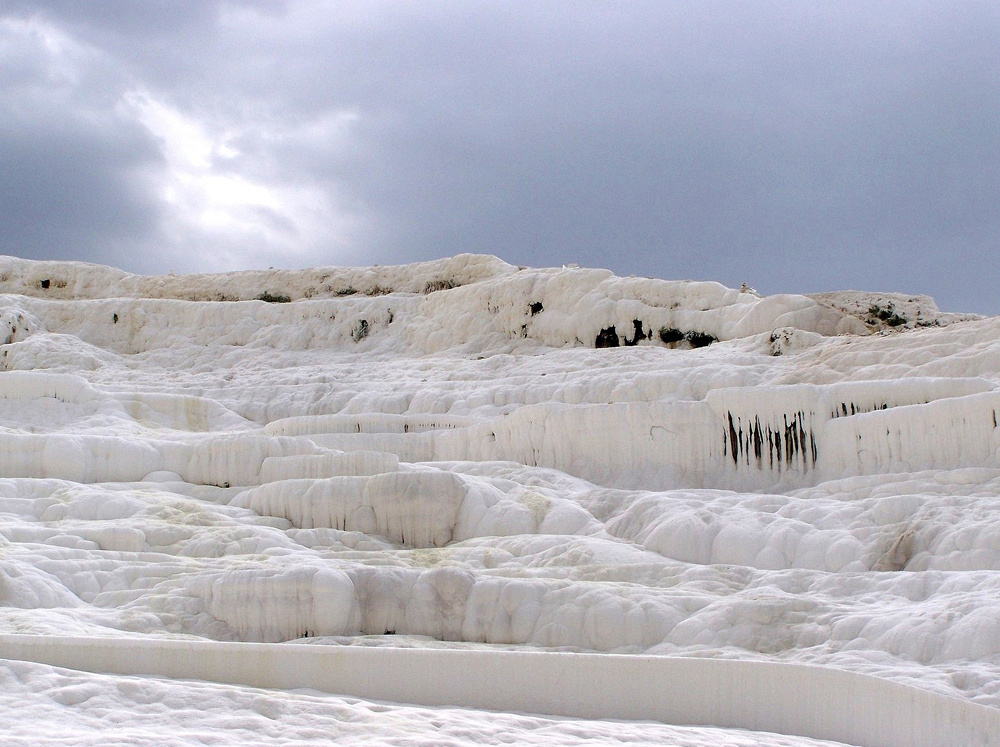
[
  {"xmin": 529, "ymin": 302, "xmax": 543, "ymax": 316},
  {"xmin": 658, "ymin": 327, "xmax": 716, "ymax": 348},
  {"xmin": 623, "ymin": 319, "xmax": 646, "ymax": 346},
  {"xmin": 40, "ymin": 279, "xmax": 50, "ymax": 290},
  {"xmin": 659, "ymin": 327, "xmax": 685, "ymax": 345},
  {"xmin": 686, "ymin": 331, "xmax": 716, "ymax": 348},
  {"xmin": 352, "ymin": 319, "xmax": 369, "ymax": 342},
  {"xmin": 595, "ymin": 326, "xmax": 620, "ymax": 348}
]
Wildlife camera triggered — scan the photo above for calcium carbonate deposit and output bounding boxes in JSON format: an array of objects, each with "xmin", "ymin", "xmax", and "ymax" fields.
[{"xmin": 0, "ymin": 254, "xmax": 998, "ymax": 746}]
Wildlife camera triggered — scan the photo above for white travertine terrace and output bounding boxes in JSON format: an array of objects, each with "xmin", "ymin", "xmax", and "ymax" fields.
[{"xmin": 1, "ymin": 253, "xmax": 997, "ymax": 745}]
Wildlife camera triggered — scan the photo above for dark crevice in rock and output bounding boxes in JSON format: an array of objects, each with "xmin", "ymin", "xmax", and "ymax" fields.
[
  {"xmin": 595, "ymin": 326, "xmax": 620, "ymax": 348},
  {"xmin": 624, "ymin": 319, "xmax": 647, "ymax": 346},
  {"xmin": 659, "ymin": 327, "xmax": 685, "ymax": 345},
  {"xmin": 724, "ymin": 410, "xmax": 818, "ymax": 472},
  {"xmin": 352, "ymin": 319, "xmax": 369, "ymax": 342}
]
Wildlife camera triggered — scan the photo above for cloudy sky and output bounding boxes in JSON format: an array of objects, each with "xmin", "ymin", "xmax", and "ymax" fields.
[{"xmin": 2, "ymin": 2, "xmax": 997, "ymax": 313}]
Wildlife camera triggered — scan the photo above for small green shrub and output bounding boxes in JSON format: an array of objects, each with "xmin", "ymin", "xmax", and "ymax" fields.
[
  {"xmin": 424, "ymin": 278, "xmax": 457, "ymax": 293},
  {"xmin": 867, "ymin": 303, "xmax": 906, "ymax": 327},
  {"xmin": 257, "ymin": 291, "xmax": 292, "ymax": 303}
]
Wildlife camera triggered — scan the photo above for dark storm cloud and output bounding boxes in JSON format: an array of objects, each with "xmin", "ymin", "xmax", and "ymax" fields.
[
  {"xmin": 0, "ymin": 13, "xmax": 165, "ymax": 267},
  {"xmin": 1, "ymin": 2, "xmax": 997, "ymax": 312}
]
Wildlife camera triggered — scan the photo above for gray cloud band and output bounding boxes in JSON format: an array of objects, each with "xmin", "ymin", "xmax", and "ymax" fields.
[{"xmin": 1, "ymin": 1, "xmax": 997, "ymax": 313}]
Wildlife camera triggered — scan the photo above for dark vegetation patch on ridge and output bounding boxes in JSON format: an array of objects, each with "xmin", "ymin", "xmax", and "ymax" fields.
[
  {"xmin": 595, "ymin": 322, "xmax": 718, "ymax": 349},
  {"xmin": 256, "ymin": 291, "xmax": 292, "ymax": 303}
]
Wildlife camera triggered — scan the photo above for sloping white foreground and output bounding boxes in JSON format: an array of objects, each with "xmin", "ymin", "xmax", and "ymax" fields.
[
  {"xmin": 3, "ymin": 636, "xmax": 998, "ymax": 747},
  {"xmin": 1, "ymin": 254, "xmax": 999, "ymax": 745},
  {"xmin": 0, "ymin": 658, "xmax": 853, "ymax": 747}
]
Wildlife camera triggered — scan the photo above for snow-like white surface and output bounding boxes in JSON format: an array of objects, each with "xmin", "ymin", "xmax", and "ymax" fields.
[
  {"xmin": 0, "ymin": 658, "xmax": 850, "ymax": 747},
  {"xmin": 4, "ymin": 637, "xmax": 998, "ymax": 747},
  {"xmin": 1, "ymin": 254, "xmax": 999, "ymax": 744}
]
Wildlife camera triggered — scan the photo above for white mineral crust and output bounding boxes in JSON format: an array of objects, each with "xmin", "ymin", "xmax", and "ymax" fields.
[{"xmin": 0, "ymin": 254, "xmax": 997, "ymax": 745}]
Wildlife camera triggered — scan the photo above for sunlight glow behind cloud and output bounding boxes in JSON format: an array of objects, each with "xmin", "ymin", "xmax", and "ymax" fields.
[{"xmin": 121, "ymin": 91, "xmax": 365, "ymax": 271}]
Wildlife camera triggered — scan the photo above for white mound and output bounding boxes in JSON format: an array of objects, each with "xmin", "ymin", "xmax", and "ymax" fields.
[{"xmin": 1, "ymin": 254, "xmax": 998, "ymax": 745}]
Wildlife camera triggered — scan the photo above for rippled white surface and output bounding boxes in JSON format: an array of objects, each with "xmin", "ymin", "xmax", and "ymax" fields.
[{"xmin": 0, "ymin": 254, "xmax": 997, "ymax": 744}]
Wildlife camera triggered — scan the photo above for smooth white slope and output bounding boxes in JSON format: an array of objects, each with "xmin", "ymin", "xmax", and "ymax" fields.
[{"xmin": 4, "ymin": 637, "xmax": 998, "ymax": 747}]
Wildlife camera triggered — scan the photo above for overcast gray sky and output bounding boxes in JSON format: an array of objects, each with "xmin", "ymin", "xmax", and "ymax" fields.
[{"xmin": 2, "ymin": 1, "xmax": 997, "ymax": 313}]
